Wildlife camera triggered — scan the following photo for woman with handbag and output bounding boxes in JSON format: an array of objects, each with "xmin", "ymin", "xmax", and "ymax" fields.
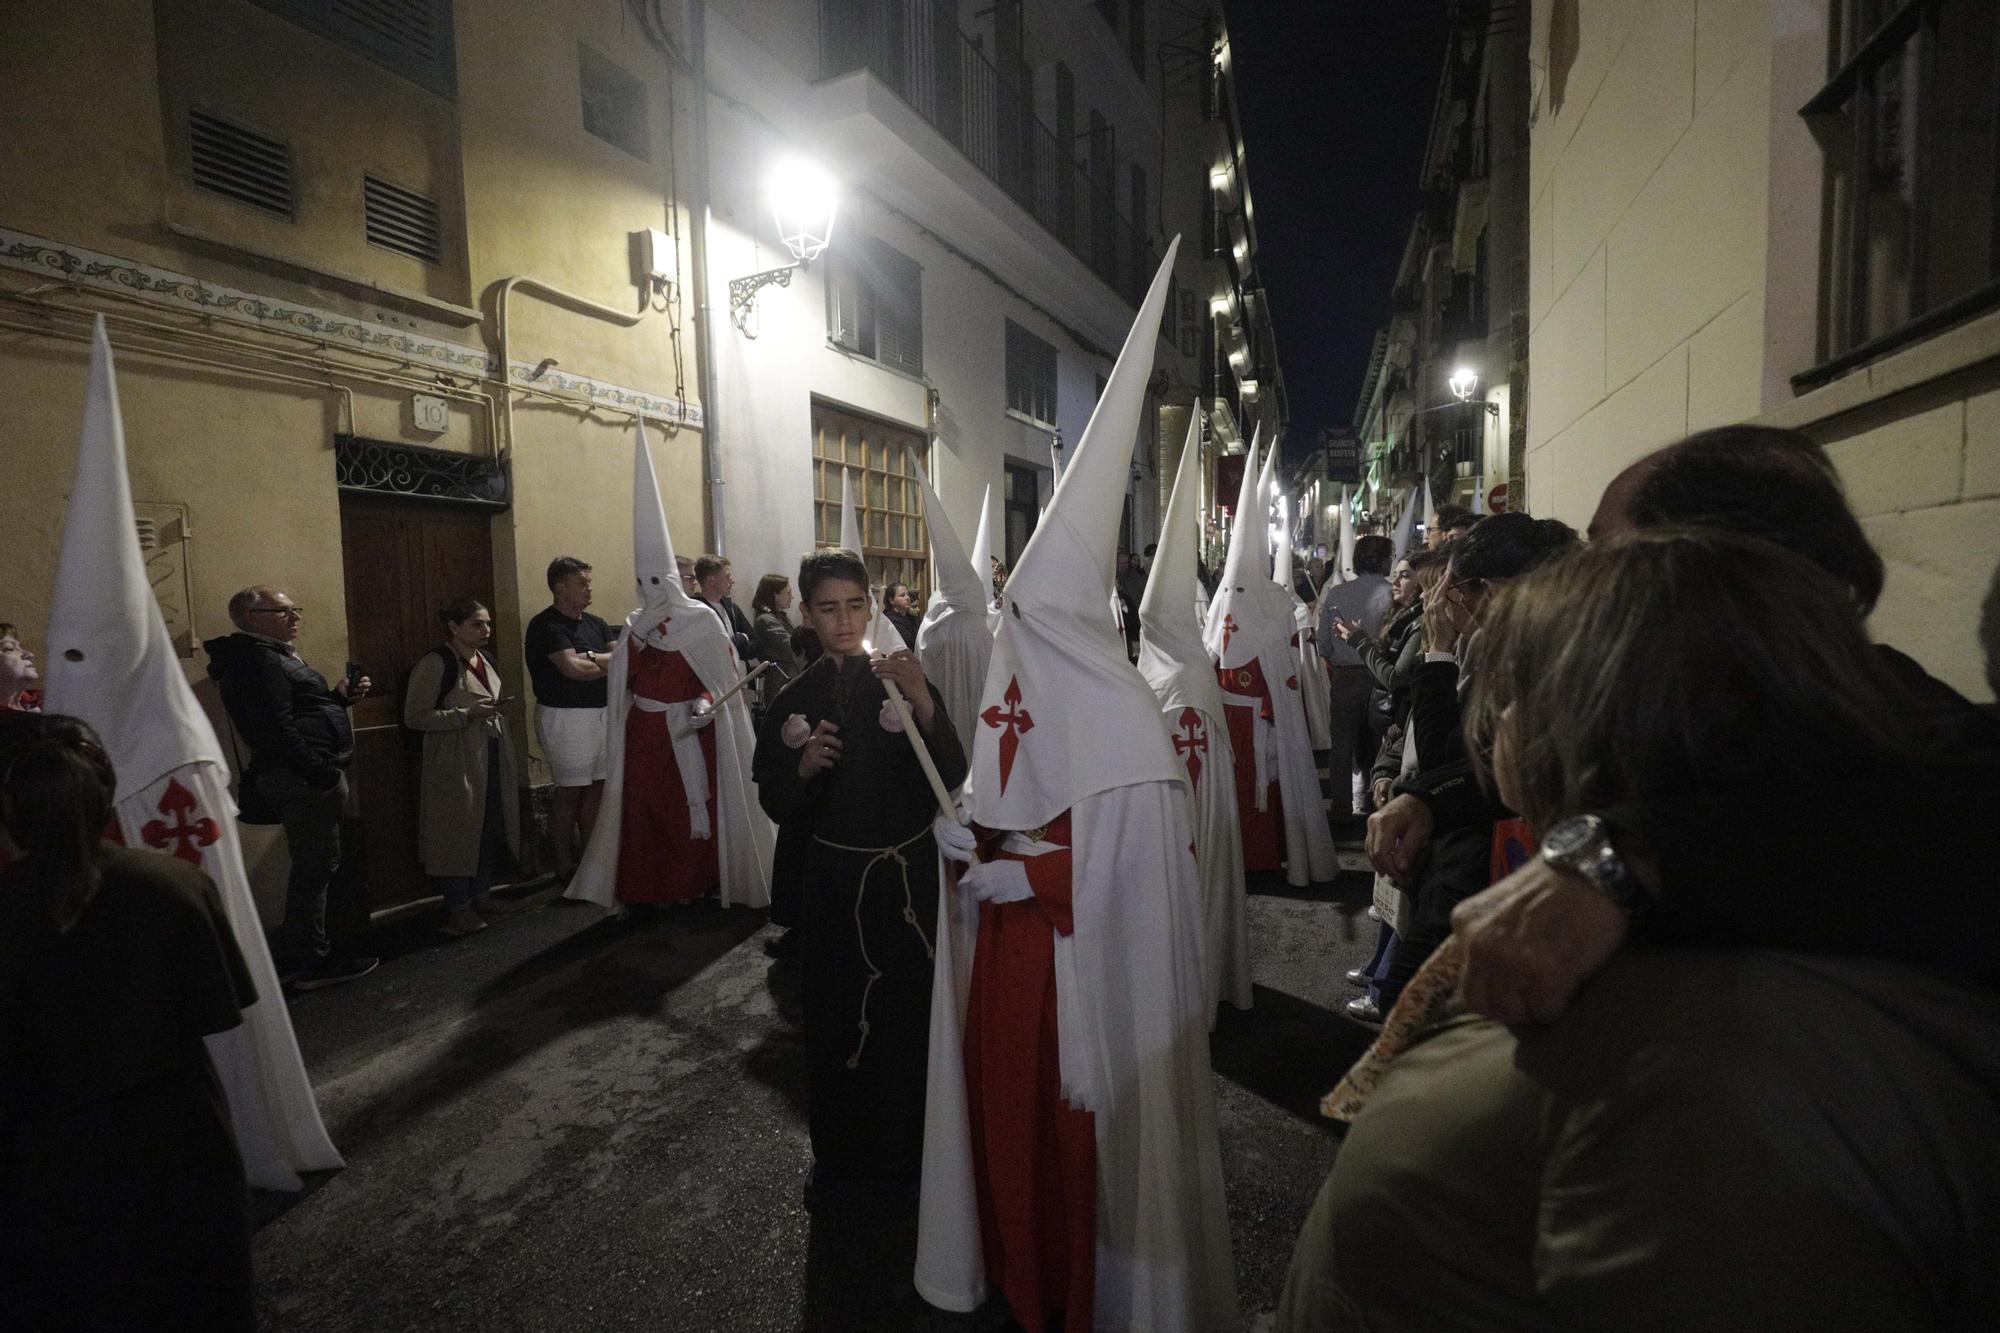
[{"xmin": 405, "ymin": 598, "xmax": 522, "ymax": 936}]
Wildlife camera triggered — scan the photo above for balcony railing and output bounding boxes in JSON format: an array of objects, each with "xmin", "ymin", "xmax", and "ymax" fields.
[{"xmin": 821, "ymin": 0, "xmax": 1156, "ymax": 308}]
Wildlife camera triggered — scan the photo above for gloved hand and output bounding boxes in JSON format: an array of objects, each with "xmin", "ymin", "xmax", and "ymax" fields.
[
  {"xmin": 933, "ymin": 812, "xmax": 978, "ymax": 864},
  {"xmin": 957, "ymin": 859, "xmax": 1034, "ymax": 905},
  {"xmin": 688, "ymin": 700, "xmax": 716, "ymax": 729}
]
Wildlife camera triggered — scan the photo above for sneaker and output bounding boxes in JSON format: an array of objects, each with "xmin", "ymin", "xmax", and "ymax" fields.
[
  {"xmin": 289, "ymin": 955, "xmax": 381, "ymax": 991},
  {"xmin": 1344, "ymin": 994, "xmax": 1384, "ymax": 1026},
  {"xmin": 1344, "ymin": 966, "xmax": 1372, "ymax": 988},
  {"xmin": 441, "ymin": 907, "xmax": 488, "ymax": 937}
]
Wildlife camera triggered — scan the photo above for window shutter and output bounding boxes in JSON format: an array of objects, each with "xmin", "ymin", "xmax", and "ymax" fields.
[
  {"xmin": 827, "ymin": 258, "xmax": 863, "ymax": 350},
  {"xmin": 188, "ymin": 109, "xmax": 294, "ymax": 218},
  {"xmin": 873, "ymin": 243, "xmax": 924, "ymax": 375}
]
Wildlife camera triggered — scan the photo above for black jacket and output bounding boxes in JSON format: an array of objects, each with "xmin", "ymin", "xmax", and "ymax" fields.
[{"xmin": 203, "ymin": 633, "xmax": 354, "ymax": 791}]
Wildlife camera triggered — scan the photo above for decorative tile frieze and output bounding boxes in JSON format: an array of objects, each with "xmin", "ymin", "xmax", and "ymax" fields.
[{"xmin": 0, "ymin": 227, "xmax": 702, "ymax": 428}]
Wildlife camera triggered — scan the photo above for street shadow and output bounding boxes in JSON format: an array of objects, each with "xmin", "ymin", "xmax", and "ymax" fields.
[
  {"xmin": 1245, "ymin": 867, "xmax": 1374, "ymax": 905},
  {"xmin": 1210, "ymin": 983, "xmax": 1371, "ymax": 1128},
  {"xmin": 328, "ymin": 905, "xmax": 761, "ymax": 1157}
]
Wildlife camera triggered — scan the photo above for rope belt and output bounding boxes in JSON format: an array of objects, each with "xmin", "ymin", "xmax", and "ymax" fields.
[{"xmin": 812, "ymin": 826, "xmax": 937, "ymax": 1069}]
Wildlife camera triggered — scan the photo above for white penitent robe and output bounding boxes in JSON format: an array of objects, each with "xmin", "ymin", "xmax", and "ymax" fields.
[
  {"xmin": 1292, "ymin": 597, "xmax": 1333, "ymax": 751},
  {"xmin": 916, "ymin": 781, "xmax": 1241, "ymax": 1330},
  {"xmin": 1162, "ymin": 702, "xmax": 1252, "ymax": 1017}
]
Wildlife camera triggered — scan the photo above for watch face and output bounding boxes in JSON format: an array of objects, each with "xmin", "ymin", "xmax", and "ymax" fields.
[{"xmin": 1543, "ymin": 815, "xmax": 1603, "ymax": 861}]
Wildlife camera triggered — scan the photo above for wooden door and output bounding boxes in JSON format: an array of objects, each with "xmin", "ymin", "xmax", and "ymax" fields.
[{"xmin": 338, "ymin": 494, "xmax": 498, "ymax": 914}]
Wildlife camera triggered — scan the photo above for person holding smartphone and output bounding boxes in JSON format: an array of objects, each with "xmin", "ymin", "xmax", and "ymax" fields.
[
  {"xmin": 405, "ymin": 598, "xmax": 522, "ymax": 936},
  {"xmin": 203, "ymin": 585, "xmax": 378, "ymax": 991}
]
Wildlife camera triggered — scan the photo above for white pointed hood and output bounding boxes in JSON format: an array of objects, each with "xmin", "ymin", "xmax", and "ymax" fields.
[
  {"xmin": 49, "ymin": 319, "xmax": 342, "ymax": 1190},
  {"xmin": 1335, "ymin": 484, "xmax": 1355, "ymax": 581},
  {"xmin": 969, "ymin": 484, "xmax": 994, "ymax": 612},
  {"xmin": 633, "ymin": 425, "xmax": 722, "ymax": 659},
  {"xmin": 1204, "ymin": 435, "xmax": 1290, "ymax": 667},
  {"xmin": 842, "ymin": 468, "xmax": 908, "ymax": 651},
  {"xmin": 1138, "ymin": 415, "xmax": 1225, "ymax": 721},
  {"xmin": 1422, "ymin": 473, "xmax": 1436, "ymax": 534},
  {"xmin": 1391, "ymin": 485, "xmax": 1417, "ymax": 561},
  {"xmin": 47, "ymin": 323, "xmax": 218, "ymax": 797},
  {"xmin": 911, "ymin": 451, "xmax": 996, "ymax": 759},
  {"xmin": 966, "ymin": 238, "xmax": 1184, "ymax": 830},
  {"xmin": 1274, "ymin": 495, "xmax": 1295, "ymax": 594},
  {"xmin": 912, "ymin": 451, "xmax": 985, "ymax": 614}
]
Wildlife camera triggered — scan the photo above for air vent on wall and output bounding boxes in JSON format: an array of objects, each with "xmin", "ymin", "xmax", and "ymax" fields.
[
  {"xmin": 363, "ymin": 175, "xmax": 442, "ymax": 263},
  {"xmin": 188, "ymin": 109, "xmax": 294, "ymax": 218},
  {"xmin": 331, "ymin": 0, "xmax": 442, "ymax": 63}
]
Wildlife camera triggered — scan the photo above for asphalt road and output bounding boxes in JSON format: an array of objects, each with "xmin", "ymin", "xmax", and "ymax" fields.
[{"xmin": 253, "ymin": 856, "xmax": 1379, "ymax": 1331}]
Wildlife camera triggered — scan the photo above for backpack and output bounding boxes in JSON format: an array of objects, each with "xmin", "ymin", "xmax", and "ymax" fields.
[{"xmin": 402, "ymin": 646, "xmax": 494, "ymax": 752}]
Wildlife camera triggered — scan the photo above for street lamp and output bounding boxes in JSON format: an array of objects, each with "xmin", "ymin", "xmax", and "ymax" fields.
[
  {"xmin": 730, "ymin": 155, "xmax": 839, "ymax": 336},
  {"xmin": 1448, "ymin": 365, "xmax": 1500, "ymax": 417}
]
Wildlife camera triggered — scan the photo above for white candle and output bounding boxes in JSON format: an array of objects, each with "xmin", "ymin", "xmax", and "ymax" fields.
[
  {"xmin": 691, "ymin": 658, "xmax": 772, "ymax": 717},
  {"xmin": 868, "ymin": 644, "xmax": 960, "ymax": 823}
]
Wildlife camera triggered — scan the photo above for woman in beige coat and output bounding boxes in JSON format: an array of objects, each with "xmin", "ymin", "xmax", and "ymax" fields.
[{"xmin": 404, "ymin": 598, "xmax": 522, "ymax": 935}]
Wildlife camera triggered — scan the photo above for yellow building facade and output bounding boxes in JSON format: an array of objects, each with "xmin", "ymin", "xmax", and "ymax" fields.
[
  {"xmin": 1524, "ymin": 0, "xmax": 2000, "ymax": 702},
  {"xmin": 1, "ymin": 0, "xmax": 709, "ymax": 914}
]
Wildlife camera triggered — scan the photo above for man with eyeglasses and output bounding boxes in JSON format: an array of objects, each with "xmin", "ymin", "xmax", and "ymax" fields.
[{"xmin": 205, "ymin": 586, "xmax": 378, "ymax": 991}]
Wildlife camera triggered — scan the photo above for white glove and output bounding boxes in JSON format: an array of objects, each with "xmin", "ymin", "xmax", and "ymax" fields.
[
  {"xmin": 958, "ymin": 859, "xmax": 1035, "ymax": 905},
  {"xmin": 688, "ymin": 707, "xmax": 715, "ymax": 729},
  {"xmin": 933, "ymin": 812, "xmax": 978, "ymax": 865}
]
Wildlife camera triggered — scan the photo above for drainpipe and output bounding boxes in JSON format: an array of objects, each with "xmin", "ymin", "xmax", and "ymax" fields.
[
  {"xmin": 686, "ymin": 0, "xmax": 728, "ymax": 555},
  {"xmin": 494, "ymin": 275, "xmax": 647, "ymax": 457}
]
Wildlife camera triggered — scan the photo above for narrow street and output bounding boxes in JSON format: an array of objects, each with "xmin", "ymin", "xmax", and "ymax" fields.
[{"xmin": 251, "ymin": 860, "xmax": 1377, "ymax": 1331}]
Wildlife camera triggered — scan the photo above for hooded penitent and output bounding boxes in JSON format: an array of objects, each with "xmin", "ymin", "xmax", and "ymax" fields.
[
  {"xmin": 1204, "ymin": 437, "xmax": 1337, "ymax": 888},
  {"xmin": 1391, "ymin": 485, "xmax": 1418, "ymax": 561},
  {"xmin": 44, "ymin": 319, "xmax": 342, "ymax": 1191},
  {"xmin": 968, "ymin": 483, "xmax": 1000, "ymax": 632},
  {"xmin": 1138, "ymin": 415, "xmax": 1251, "ymax": 1018},
  {"xmin": 1275, "ymin": 496, "xmax": 1334, "ymax": 751},
  {"xmin": 917, "ymin": 238, "xmax": 1240, "ymax": 1330},
  {"xmin": 910, "ymin": 450, "xmax": 995, "ymax": 760},
  {"xmin": 565, "ymin": 424, "xmax": 774, "ymax": 910},
  {"xmin": 842, "ymin": 469, "xmax": 910, "ymax": 653}
]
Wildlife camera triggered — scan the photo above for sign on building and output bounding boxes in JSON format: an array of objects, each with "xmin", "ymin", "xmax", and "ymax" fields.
[{"xmin": 1321, "ymin": 427, "xmax": 1362, "ymax": 484}]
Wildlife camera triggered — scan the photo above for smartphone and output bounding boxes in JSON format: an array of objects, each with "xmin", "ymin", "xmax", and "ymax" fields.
[{"xmin": 344, "ymin": 661, "xmax": 364, "ymax": 690}]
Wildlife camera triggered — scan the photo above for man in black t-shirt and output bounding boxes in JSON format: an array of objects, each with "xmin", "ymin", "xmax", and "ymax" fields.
[{"xmin": 525, "ymin": 556, "xmax": 616, "ymax": 876}]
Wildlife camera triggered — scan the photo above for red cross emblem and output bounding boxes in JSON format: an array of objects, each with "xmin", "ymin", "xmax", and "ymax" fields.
[
  {"xmin": 1221, "ymin": 613, "xmax": 1238, "ymax": 656},
  {"xmin": 979, "ymin": 674, "xmax": 1035, "ymax": 795},
  {"xmin": 1173, "ymin": 707, "xmax": 1208, "ymax": 789},
  {"xmin": 141, "ymin": 777, "xmax": 220, "ymax": 867}
]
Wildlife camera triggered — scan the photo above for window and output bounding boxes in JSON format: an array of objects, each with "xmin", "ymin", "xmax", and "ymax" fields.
[
  {"xmin": 1800, "ymin": 0, "xmax": 2000, "ymax": 386},
  {"xmin": 827, "ymin": 237, "xmax": 924, "ymax": 374},
  {"xmin": 579, "ymin": 45, "xmax": 650, "ymax": 160},
  {"xmin": 811, "ymin": 401, "xmax": 930, "ymax": 601},
  {"xmin": 1004, "ymin": 461, "xmax": 1040, "ymax": 566},
  {"xmin": 1006, "ymin": 318, "xmax": 1059, "ymax": 425},
  {"xmin": 250, "ymin": 0, "xmax": 455, "ymax": 97},
  {"xmin": 188, "ymin": 109, "xmax": 294, "ymax": 218}
]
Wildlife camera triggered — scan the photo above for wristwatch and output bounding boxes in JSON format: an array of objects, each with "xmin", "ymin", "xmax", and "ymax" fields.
[
  {"xmin": 584, "ymin": 649, "xmax": 598, "ymax": 665},
  {"xmin": 1541, "ymin": 814, "xmax": 1652, "ymax": 920}
]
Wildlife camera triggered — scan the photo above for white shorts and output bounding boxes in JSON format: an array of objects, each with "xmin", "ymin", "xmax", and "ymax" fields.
[{"xmin": 535, "ymin": 705, "xmax": 608, "ymax": 787}]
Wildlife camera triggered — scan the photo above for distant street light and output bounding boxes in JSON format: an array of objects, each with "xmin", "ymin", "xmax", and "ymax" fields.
[
  {"xmin": 730, "ymin": 155, "xmax": 839, "ymax": 336},
  {"xmin": 1448, "ymin": 366, "xmax": 1479, "ymax": 401}
]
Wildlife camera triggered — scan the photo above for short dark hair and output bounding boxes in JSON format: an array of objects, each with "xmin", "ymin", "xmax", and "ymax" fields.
[
  {"xmin": 693, "ymin": 554, "xmax": 728, "ymax": 583},
  {"xmin": 1352, "ymin": 535, "xmax": 1394, "ymax": 576},
  {"xmin": 547, "ymin": 556, "xmax": 591, "ymax": 591},
  {"xmin": 438, "ymin": 597, "xmax": 487, "ymax": 628},
  {"xmin": 1450, "ymin": 511, "xmax": 1579, "ymax": 582},
  {"xmin": 1434, "ymin": 504, "xmax": 1476, "ymax": 532},
  {"xmin": 1405, "ymin": 544, "xmax": 1450, "ymax": 573},
  {"xmin": 1628, "ymin": 425, "xmax": 1885, "ymax": 614},
  {"xmin": 798, "ymin": 548, "xmax": 871, "ymax": 603}
]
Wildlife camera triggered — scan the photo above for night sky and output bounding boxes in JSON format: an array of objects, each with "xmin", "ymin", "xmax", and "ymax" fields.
[{"xmin": 1222, "ymin": 0, "xmax": 1452, "ymax": 464}]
